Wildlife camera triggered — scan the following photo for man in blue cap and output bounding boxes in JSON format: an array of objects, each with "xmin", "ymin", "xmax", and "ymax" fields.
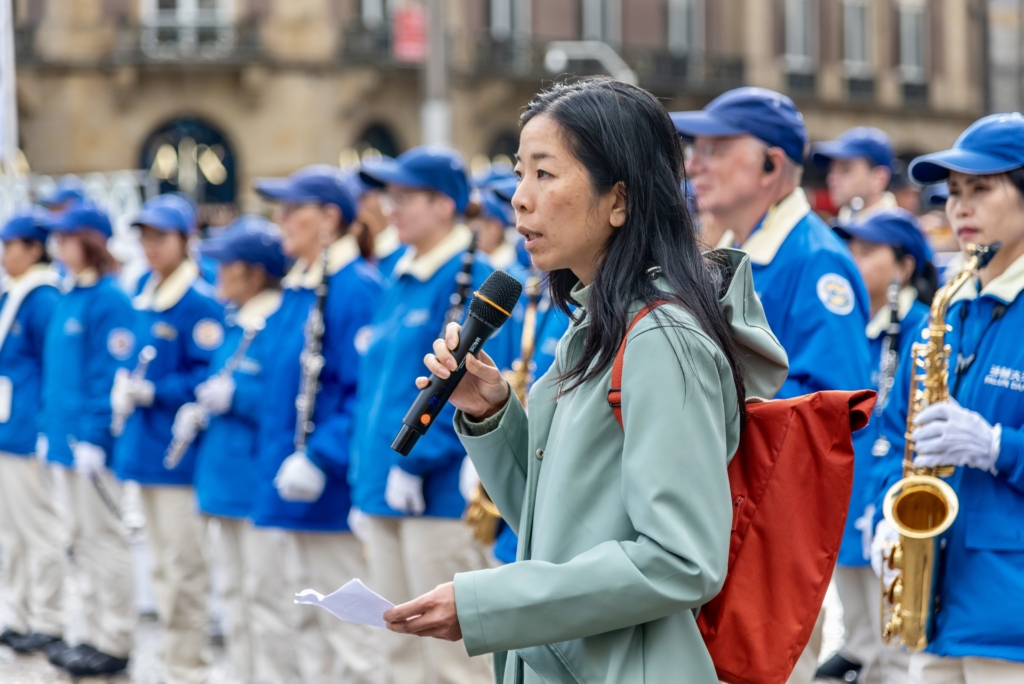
[
  {"xmin": 812, "ymin": 127, "xmax": 899, "ymax": 224},
  {"xmin": 351, "ymin": 146, "xmax": 497, "ymax": 684},
  {"xmin": 672, "ymin": 87, "xmax": 872, "ymax": 684},
  {"xmin": 252, "ymin": 165, "xmax": 383, "ymax": 684},
  {"xmin": 0, "ymin": 208, "xmax": 66, "ymax": 658}
]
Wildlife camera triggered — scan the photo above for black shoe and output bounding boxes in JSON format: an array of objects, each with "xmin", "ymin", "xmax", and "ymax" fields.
[
  {"xmin": 63, "ymin": 648, "xmax": 129, "ymax": 677},
  {"xmin": 49, "ymin": 642, "xmax": 96, "ymax": 668},
  {"xmin": 42, "ymin": 638, "xmax": 72, "ymax": 662},
  {"xmin": 0, "ymin": 628, "xmax": 26, "ymax": 647},
  {"xmin": 815, "ymin": 653, "xmax": 862, "ymax": 681},
  {"xmin": 9, "ymin": 632, "xmax": 64, "ymax": 654}
]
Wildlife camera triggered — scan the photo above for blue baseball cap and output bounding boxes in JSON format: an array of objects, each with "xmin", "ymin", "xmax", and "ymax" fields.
[
  {"xmin": 473, "ymin": 164, "xmax": 516, "ymax": 188},
  {"xmin": 201, "ymin": 215, "xmax": 288, "ymax": 278},
  {"xmin": 132, "ymin": 193, "xmax": 195, "ymax": 234},
  {"xmin": 478, "ymin": 188, "xmax": 515, "ymax": 226},
  {"xmin": 909, "ymin": 113, "xmax": 1024, "ymax": 184},
  {"xmin": 833, "ymin": 208, "xmax": 933, "ymax": 276},
  {"xmin": 0, "ymin": 206, "xmax": 51, "ymax": 243},
  {"xmin": 254, "ymin": 165, "xmax": 358, "ymax": 225},
  {"xmin": 670, "ymin": 87, "xmax": 808, "ymax": 163},
  {"xmin": 811, "ymin": 127, "xmax": 895, "ymax": 171},
  {"xmin": 45, "ymin": 200, "xmax": 113, "ymax": 238},
  {"xmin": 360, "ymin": 146, "xmax": 471, "ymax": 213},
  {"xmin": 921, "ymin": 182, "xmax": 948, "ymax": 206},
  {"xmin": 39, "ymin": 177, "xmax": 86, "ymax": 208},
  {"xmin": 490, "ymin": 176, "xmax": 518, "ymax": 203}
]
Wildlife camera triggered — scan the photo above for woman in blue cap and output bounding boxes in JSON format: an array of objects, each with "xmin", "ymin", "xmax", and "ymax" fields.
[
  {"xmin": 0, "ymin": 208, "xmax": 65, "ymax": 656},
  {"xmin": 350, "ymin": 145, "xmax": 502, "ymax": 684},
  {"xmin": 251, "ymin": 165, "xmax": 383, "ymax": 684},
  {"xmin": 169, "ymin": 215, "xmax": 297, "ymax": 684},
  {"xmin": 870, "ymin": 113, "xmax": 1024, "ymax": 684},
  {"xmin": 823, "ymin": 208, "xmax": 936, "ymax": 684},
  {"xmin": 111, "ymin": 192, "xmax": 225, "ymax": 684},
  {"xmin": 41, "ymin": 202, "xmax": 136, "ymax": 676}
]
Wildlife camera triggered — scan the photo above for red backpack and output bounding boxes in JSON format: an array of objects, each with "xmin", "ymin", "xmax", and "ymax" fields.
[{"xmin": 608, "ymin": 304, "xmax": 876, "ymax": 684}]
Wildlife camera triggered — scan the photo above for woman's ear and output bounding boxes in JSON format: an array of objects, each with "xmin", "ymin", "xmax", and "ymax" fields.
[
  {"xmin": 609, "ymin": 181, "xmax": 627, "ymax": 228},
  {"xmin": 899, "ymin": 255, "xmax": 917, "ymax": 286}
]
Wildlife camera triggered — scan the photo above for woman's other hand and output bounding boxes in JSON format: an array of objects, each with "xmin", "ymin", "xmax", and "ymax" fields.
[
  {"xmin": 383, "ymin": 582, "xmax": 463, "ymax": 641},
  {"xmin": 418, "ymin": 322, "xmax": 510, "ymax": 420}
]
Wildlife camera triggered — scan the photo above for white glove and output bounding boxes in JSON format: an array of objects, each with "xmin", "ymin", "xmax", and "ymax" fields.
[
  {"xmin": 274, "ymin": 451, "xmax": 326, "ymax": 502},
  {"xmin": 912, "ymin": 398, "xmax": 1001, "ymax": 473},
  {"xmin": 73, "ymin": 442, "xmax": 106, "ymax": 478},
  {"xmin": 111, "ymin": 368, "xmax": 135, "ymax": 416},
  {"xmin": 385, "ymin": 466, "xmax": 425, "ymax": 515},
  {"xmin": 459, "ymin": 456, "xmax": 479, "ymax": 502},
  {"xmin": 35, "ymin": 434, "xmax": 48, "ymax": 463},
  {"xmin": 195, "ymin": 376, "xmax": 235, "ymax": 416},
  {"xmin": 347, "ymin": 507, "xmax": 370, "ymax": 542},
  {"xmin": 854, "ymin": 504, "xmax": 876, "ymax": 562},
  {"xmin": 871, "ymin": 519, "xmax": 901, "ymax": 586},
  {"xmin": 172, "ymin": 403, "xmax": 206, "ymax": 444},
  {"xmin": 127, "ymin": 378, "xmax": 156, "ymax": 408}
]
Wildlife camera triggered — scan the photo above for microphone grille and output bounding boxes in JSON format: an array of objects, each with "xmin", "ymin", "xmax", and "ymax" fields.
[{"xmin": 468, "ymin": 270, "xmax": 524, "ymax": 326}]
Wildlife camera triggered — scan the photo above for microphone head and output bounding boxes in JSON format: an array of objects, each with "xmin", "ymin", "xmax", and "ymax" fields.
[{"xmin": 468, "ymin": 270, "xmax": 524, "ymax": 327}]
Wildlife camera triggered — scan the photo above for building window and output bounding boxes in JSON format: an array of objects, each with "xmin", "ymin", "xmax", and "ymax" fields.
[
  {"xmin": 667, "ymin": 0, "xmax": 703, "ymax": 57},
  {"xmin": 843, "ymin": 0, "xmax": 871, "ymax": 77},
  {"xmin": 140, "ymin": 0, "xmax": 235, "ymax": 59},
  {"xmin": 784, "ymin": 0, "xmax": 815, "ymax": 73},
  {"xmin": 490, "ymin": 0, "xmax": 513, "ymax": 39},
  {"xmin": 581, "ymin": 0, "xmax": 620, "ymax": 45},
  {"xmin": 898, "ymin": 0, "xmax": 927, "ymax": 83}
]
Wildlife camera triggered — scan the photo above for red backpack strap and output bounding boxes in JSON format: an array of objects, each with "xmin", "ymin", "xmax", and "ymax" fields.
[{"xmin": 607, "ymin": 300, "xmax": 669, "ymax": 429}]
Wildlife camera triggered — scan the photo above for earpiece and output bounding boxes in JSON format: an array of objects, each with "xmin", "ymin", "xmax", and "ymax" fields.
[{"xmin": 763, "ymin": 154, "xmax": 775, "ymax": 174}]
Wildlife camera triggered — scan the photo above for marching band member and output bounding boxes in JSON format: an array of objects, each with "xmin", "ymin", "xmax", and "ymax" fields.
[
  {"xmin": 824, "ymin": 209, "xmax": 935, "ymax": 684},
  {"xmin": 41, "ymin": 202, "xmax": 136, "ymax": 676},
  {"xmin": 811, "ymin": 127, "xmax": 899, "ymax": 223},
  {"xmin": 351, "ymin": 172, "xmax": 405, "ymax": 279},
  {"xmin": 111, "ymin": 193, "xmax": 224, "ymax": 684},
  {"xmin": 470, "ymin": 184, "xmax": 522, "ymax": 274},
  {"xmin": 385, "ymin": 77, "xmax": 788, "ymax": 684},
  {"xmin": 251, "ymin": 166, "xmax": 383, "ymax": 684},
  {"xmin": 0, "ymin": 209, "xmax": 65, "ymax": 656},
  {"xmin": 351, "ymin": 146, "xmax": 498, "ymax": 684},
  {"xmin": 172, "ymin": 216, "xmax": 295, "ymax": 684},
  {"xmin": 872, "ymin": 113, "xmax": 1024, "ymax": 684},
  {"xmin": 672, "ymin": 87, "xmax": 871, "ymax": 683}
]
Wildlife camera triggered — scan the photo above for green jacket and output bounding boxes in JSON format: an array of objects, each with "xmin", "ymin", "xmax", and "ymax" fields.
[{"xmin": 453, "ymin": 250, "xmax": 788, "ymax": 684}]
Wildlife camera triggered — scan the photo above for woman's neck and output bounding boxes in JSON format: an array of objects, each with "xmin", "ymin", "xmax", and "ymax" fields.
[
  {"xmin": 156, "ymin": 259, "xmax": 185, "ymax": 282},
  {"xmin": 979, "ymin": 239, "xmax": 1024, "ymax": 289}
]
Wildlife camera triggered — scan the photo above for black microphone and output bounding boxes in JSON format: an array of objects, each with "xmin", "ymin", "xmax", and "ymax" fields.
[{"xmin": 391, "ymin": 270, "xmax": 523, "ymax": 456}]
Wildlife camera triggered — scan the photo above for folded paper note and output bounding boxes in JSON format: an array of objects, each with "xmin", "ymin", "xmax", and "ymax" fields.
[{"xmin": 295, "ymin": 579, "xmax": 395, "ymax": 628}]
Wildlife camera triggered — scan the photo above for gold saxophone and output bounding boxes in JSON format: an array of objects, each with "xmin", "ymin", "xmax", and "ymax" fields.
[
  {"xmin": 880, "ymin": 243, "xmax": 1000, "ymax": 650},
  {"xmin": 464, "ymin": 273, "xmax": 541, "ymax": 545}
]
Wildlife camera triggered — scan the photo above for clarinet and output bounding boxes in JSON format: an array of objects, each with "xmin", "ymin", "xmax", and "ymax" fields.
[
  {"xmin": 293, "ymin": 246, "xmax": 332, "ymax": 457},
  {"xmin": 164, "ymin": 321, "xmax": 264, "ymax": 469},
  {"xmin": 872, "ymin": 281, "xmax": 902, "ymax": 456},
  {"xmin": 444, "ymin": 229, "xmax": 478, "ymax": 330},
  {"xmin": 111, "ymin": 345, "xmax": 157, "ymax": 437}
]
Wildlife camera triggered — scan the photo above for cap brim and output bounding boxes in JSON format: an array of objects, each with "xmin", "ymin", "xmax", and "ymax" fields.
[
  {"xmin": 358, "ymin": 159, "xmax": 426, "ymax": 190},
  {"xmin": 198, "ymin": 238, "xmax": 233, "ymax": 263},
  {"xmin": 491, "ymin": 178, "xmax": 519, "ymax": 202},
  {"xmin": 253, "ymin": 178, "xmax": 321, "ymax": 203},
  {"xmin": 669, "ymin": 111, "xmax": 747, "ymax": 139},
  {"xmin": 131, "ymin": 209, "xmax": 180, "ymax": 232},
  {"xmin": 832, "ymin": 222, "xmax": 890, "ymax": 245},
  {"xmin": 809, "ymin": 141, "xmax": 863, "ymax": 169},
  {"xmin": 909, "ymin": 149, "xmax": 1022, "ymax": 184}
]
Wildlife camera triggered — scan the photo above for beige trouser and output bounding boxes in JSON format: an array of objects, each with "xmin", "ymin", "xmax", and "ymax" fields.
[
  {"xmin": 910, "ymin": 653, "xmax": 1024, "ymax": 683},
  {"xmin": 0, "ymin": 454, "xmax": 65, "ymax": 636},
  {"xmin": 63, "ymin": 469, "xmax": 135, "ymax": 657},
  {"xmin": 214, "ymin": 518, "xmax": 300, "ymax": 684},
  {"xmin": 835, "ymin": 566, "xmax": 911, "ymax": 684},
  {"xmin": 786, "ymin": 607, "xmax": 824, "ymax": 684},
  {"xmin": 363, "ymin": 515, "xmax": 493, "ymax": 684},
  {"xmin": 140, "ymin": 486, "xmax": 209, "ymax": 684},
  {"xmin": 288, "ymin": 531, "xmax": 381, "ymax": 684}
]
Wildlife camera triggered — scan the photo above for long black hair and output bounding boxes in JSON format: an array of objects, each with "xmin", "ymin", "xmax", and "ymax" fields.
[{"xmin": 520, "ymin": 78, "xmax": 747, "ymax": 421}]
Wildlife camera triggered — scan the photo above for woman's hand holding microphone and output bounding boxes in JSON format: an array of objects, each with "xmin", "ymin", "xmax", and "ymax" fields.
[{"xmin": 416, "ymin": 322, "xmax": 510, "ymax": 421}]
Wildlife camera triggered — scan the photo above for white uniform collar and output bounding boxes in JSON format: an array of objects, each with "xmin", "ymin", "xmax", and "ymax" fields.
[
  {"xmin": 134, "ymin": 260, "xmax": 199, "ymax": 312},
  {"xmin": 949, "ymin": 250, "xmax": 1024, "ymax": 306},
  {"xmin": 837, "ymin": 192, "xmax": 899, "ymax": 224},
  {"xmin": 3, "ymin": 264, "xmax": 58, "ymax": 293},
  {"xmin": 282, "ymin": 234, "xmax": 360, "ymax": 290},
  {"xmin": 736, "ymin": 188, "xmax": 813, "ymax": 266},
  {"xmin": 486, "ymin": 241, "xmax": 518, "ymax": 271},
  {"xmin": 866, "ymin": 286, "xmax": 919, "ymax": 340},
  {"xmin": 392, "ymin": 224, "xmax": 473, "ymax": 281},
  {"xmin": 374, "ymin": 225, "xmax": 402, "ymax": 259},
  {"xmin": 74, "ymin": 268, "xmax": 100, "ymax": 288},
  {"xmin": 234, "ymin": 288, "xmax": 283, "ymax": 330}
]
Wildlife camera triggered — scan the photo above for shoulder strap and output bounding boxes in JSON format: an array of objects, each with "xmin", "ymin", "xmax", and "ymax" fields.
[{"xmin": 607, "ymin": 300, "xmax": 669, "ymax": 429}]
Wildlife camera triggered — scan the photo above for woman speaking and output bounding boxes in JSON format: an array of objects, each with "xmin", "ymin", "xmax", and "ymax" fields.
[{"xmin": 383, "ymin": 78, "xmax": 788, "ymax": 683}]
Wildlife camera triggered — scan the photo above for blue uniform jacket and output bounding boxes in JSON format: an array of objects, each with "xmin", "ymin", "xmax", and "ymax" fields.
[
  {"xmin": 736, "ymin": 189, "xmax": 871, "ymax": 398},
  {"xmin": 194, "ymin": 290, "xmax": 284, "ymax": 519},
  {"xmin": 43, "ymin": 273, "xmax": 136, "ymax": 467},
  {"xmin": 113, "ymin": 261, "xmax": 225, "ymax": 485},
  {"xmin": 873, "ymin": 254, "xmax": 1024, "ymax": 661},
  {"xmin": 838, "ymin": 291, "xmax": 929, "ymax": 567},
  {"xmin": 251, "ymin": 236, "xmax": 382, "ymax": 532},
  {"xmin": 0, "ymin": 268, "xmax": 61, "ymax": 455},
  {"xmin": 350, "ymin": 225, "xmax": 510, "ymax": 519}
]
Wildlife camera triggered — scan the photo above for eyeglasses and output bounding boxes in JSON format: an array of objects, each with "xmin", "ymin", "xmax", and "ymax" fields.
[
  {"xmin": 386, "ymin": 189, "xmax": 435, "ymax": 209},
  {"xmin": 684, "ymin": 139, "xmax": 773, "ymax": 165}
]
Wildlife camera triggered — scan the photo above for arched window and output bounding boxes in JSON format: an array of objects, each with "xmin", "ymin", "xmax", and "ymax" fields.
[{"xmin": 139, "ymin": 117, "xmax": 236, "ymax": 205}]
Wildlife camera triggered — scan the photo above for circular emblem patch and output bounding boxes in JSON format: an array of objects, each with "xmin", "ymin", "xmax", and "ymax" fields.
[
  {"xmin": 192, "ymin": 319, "xmax": 224, "ymax": 351},
  {"xmin": 107, "ymin": 328, "xmax": 136, "ymax": 360},
  {"xmin": 816, "ymin": 273, "xmax": 855, "ymax": 316}
]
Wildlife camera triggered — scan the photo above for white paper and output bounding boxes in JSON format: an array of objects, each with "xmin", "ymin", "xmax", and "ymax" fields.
[{"xmin": 295, "ymin": 579, "xmax": 394, "ymax": 628}]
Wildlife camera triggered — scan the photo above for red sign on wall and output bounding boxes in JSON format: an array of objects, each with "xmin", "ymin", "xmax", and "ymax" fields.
[{"xmin": 393, "ymin": 5, "xmax": 427, "ymax": 64}]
